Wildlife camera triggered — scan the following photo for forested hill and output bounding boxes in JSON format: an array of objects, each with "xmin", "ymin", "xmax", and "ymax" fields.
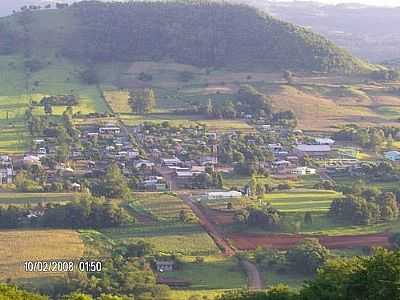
[{"xmin": 0, "ymin": 1, "xmax": 376, "ymax": 73}]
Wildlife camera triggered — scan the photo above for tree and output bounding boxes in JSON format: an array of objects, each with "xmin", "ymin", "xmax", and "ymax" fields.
[
  {"xmin": 0, "ymin": 284, "xmax": 48, "ymax": 300},
  {"xmin": 389, "ymin": 232, "xmax": 400, "ymax": 249},
  {"xmin": 283, "ymin": 70, "xmax": 294, "ymax": 84},
  {"xmin": 79, "ymin": 67, "xmax": 98, "ymax": 85},
  {"xmin": 304, "ymin": 212, "xmax": 313, "ymax": 225},
  {"xmin": 206, "ymin": 97, "xmax": 214, "ymax": 116},
  {"xmin": 287, "ymin": 238, "xmax": 329, "ymax": 274},
  {"xmin": 247, "ymin": 203, "xmax": 281, "ymax": 230},
  {"xmin": 62, "ymin": 293, "xmax": 93, "ymax": 300},
  {"xmin": 216, "ymin": 173, "xmax": 224, "ymax": 188},
  {"xmin": 96, "ymin": 164, "xmax": 131, "ymax": 199},
  {"xmin": 129, "ymin": 88, "xmax": 156, "ymax": 114},
  {"xmin": 44, "ymin": 101, "xmax": 53, "ymax": 115}
]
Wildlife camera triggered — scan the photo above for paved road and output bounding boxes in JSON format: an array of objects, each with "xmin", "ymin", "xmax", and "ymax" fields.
[{"xmin": 179, "ymin": 192, "xmax": 263, "ymax": 290}]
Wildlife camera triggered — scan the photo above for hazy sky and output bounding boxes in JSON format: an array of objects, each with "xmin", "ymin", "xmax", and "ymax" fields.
[{"xmin": 286, "ymin": 0, "xmax": 399, "ymax": 6}]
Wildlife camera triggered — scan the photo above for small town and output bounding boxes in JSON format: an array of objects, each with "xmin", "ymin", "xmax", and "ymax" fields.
[{"xmin": 0, "ymin": 1, "xmax": 400, "ymax": 300}]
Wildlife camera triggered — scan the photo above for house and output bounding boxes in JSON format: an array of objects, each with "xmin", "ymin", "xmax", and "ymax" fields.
[
  {"xmin": 99, "ymin": 126, "xmax": 121, "ymax": 136},
  {"xmin": 384, "ymin": 151, "xmax": 400, "ymax": 161},
  {"xmin": 268, "ymin": 143, "xmax": 282, "ymax": 152},
  {"xmin": 155, "ymin": 260, "xmax": 175, "ymax": 272},
  {"xmin": 295, "ymin": 144, "xmax": 331, "ymax": 157},
  {"xmin": 291, "ymin": 167, "xmax": 316, "ymax": 176},
  {"xmin": 206, "ymin": 191, "xmax": 242, "ymax": 200},
  {"xmin": 0, "ymin": 156, "xmax": 14, "ymax": 184},
  {"xmin": 161, "ymin": 157, "xmax": 182, "ymax": 167},
  {"xmin": 315, "ymin": 138, "xmax": 335, "ymax": 145},
  {"xmin": 174, "ymin": 171, "xmax": 196, "ymax": 188},
  {"xmin": 134, "ymin": 160, "xmax": 155, "ymax": 169}
]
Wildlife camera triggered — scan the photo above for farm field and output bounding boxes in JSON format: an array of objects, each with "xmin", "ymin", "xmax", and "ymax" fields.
[
  {"xmin": 263, "ymin": 189, "xmax": 341, "ymax": 213},
  {"xmin": 100, "ymin": 223, "xmax": 219, "ymax": 256},
  {"xmin": 0, "ymin": 192, "xmax": 77, "ymax": 206},
  {"xmin": 129, "ymin": 193, "xmax": 193, "ymax": 222},
  {"xmin": 161, "ymin": 255, "xmax": 246, "ymax": 290},
  {"xmin": 0, "ymin": 229, "xmax": 84, "ymax": 280}
]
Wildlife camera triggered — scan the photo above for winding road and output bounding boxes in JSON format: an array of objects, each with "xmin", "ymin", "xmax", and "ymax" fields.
[{"xmin": 179, "ymin": 192, "xmax": 263, "ymax": 290}]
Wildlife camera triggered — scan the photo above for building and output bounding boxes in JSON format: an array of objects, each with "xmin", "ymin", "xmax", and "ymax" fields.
[
  {"xmin": 291, "ymin": 166, "xmax": 316, "ymax": 176},
  {"xmin": 161, "ymin": 157, "xmax": 182, "ymax": 167},
  {"xmin": 99, "ymin": 126, "xmax": 121, "ymax": 136},
  {"xmin": 155, "ymin": 260, "xmax": 175, "ymax": 272},
  {"xmin": 175, "ymin": 171, "xmax": 195, "ymax": 188},
  {"xmin": 206, "ymin": 191, "xmax": 242, "ymax": 200},
  {"xmin": 0, "ymin": 156, "xmax": 14, "ymax": 184},
  {"xmin": 384, "ymin": 151, "xmax": 400, "ymax": 162},
  {"xmin": 295, "ymin": 144, "xmax": 331, "ymax": 157},
  {"xmin": 315, "ymin": 138, "xmax": 335, "ymax": 145}
]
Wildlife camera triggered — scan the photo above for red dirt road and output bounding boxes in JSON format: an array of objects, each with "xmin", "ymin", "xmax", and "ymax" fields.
[
  {"xmin": 179, "ymin": 193, "xmax": 263, "ymax": 290},
  {"xmin": 228, "ymin": 232, "xmax": 390, "ymax": 251}
]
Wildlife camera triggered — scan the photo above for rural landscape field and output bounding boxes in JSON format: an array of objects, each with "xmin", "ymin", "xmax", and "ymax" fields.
[{"xmin": 0, "ymin": 0, "xmax": 400, "ymax": 300}]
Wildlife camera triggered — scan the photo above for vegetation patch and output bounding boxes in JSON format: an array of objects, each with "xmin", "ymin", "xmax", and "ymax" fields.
[{"xmin": 0, "ymin": 229, "xmax": 84, "ymax": 280}]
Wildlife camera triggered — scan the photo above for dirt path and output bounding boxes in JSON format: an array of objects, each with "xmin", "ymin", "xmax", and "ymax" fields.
[{"xmin": 179, "ymin": 193, "xmax": 263, "ymax": 290}]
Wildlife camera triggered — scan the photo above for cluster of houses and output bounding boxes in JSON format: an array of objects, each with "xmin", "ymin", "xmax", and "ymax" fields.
[{"xmin": 133, "ymin": 124, "xmax": 219, "ymax": 188}]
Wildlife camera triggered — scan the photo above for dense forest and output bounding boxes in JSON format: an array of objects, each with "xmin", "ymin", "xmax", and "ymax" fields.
[{"xmin": 0, "ymin": 1, "xmax": 375, "ymax": 73}]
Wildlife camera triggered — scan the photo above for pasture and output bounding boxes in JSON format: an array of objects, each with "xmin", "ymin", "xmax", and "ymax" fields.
[
  {"xmin": 129, "ymin": 193, "xmax": 193, "ymax": 222},
  {"xmin": 0, "ymin": 192, "xmax": 76, "ymax": 206},
  {"xmin": 0, "ymin": 229, "xmax": 84, "ymax": 280},
  {"xmin": 263, "ymin": 189, "xmax": 341, "ymax": 213},
  {"xmin": 161, "ymin": 255, "xmax": 246, "ymax": 290},
  {"xmin": 101, "ymin": 223, "xmax": 219, "ymax": 256}
]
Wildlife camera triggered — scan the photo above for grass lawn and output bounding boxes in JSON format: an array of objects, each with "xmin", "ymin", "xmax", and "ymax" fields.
[
  {"xmin": 0, "ymin": 229, "xmax": 84, "ymax": 280},
  {"xmin": 263, "ymin": 189, "xmax": 341, "ymax": 213},
  {"xmin": 101, "ymin": 223, "xmax": 219, "ymax": 256},
  {"xmin": 162, "ymin": 256, "xmax": 246, "ymax": 290},
  {"xmin": 129, "ymin": 193, "xmax": 193, "ymax": 222},
  {"xmin": 0, "ymin": 192, "xmax": 77, "ymax": 206},
  {"xmin": 169, "ymin": 289, "xmax": 228, "ymax": 300},
  {"xmin": 278, "ymin": 212, "xmax": 400, "ymax": 236},
  {"xmin": 262, "ymin": 270, "xmax": 310, "ymax": 290}
]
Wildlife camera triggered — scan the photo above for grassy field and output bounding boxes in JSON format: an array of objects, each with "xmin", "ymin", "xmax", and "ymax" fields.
[
  {"xmin": 262, "ymin": 270, "xmax": 310, "ymax": 290},
  {"xmin": 170, "ymin": 289, "xmax": 228, "ymax": 300},
  {"xmin": 0, "ymin": 229, "xmax": 84, "ymax": 280},
  {"xmin": 101, "ymin": 223, "xmax": 219, "ymax": 256},
  {"xmin": 263, "ymin": 189, "xmax": 342, "ymax": 213},
  {"xmin": 162, "ymin": 255, "xmax": 246, "ymax": 290},
  {"xmin": 0, "ymin": 192, "xmax": 76, "ymax": 206},
  {"xmin": 0, "ymin": 54, "xmax": 110, "ymax": 153},
  {"xmin": 130, "ymin": 193, "xmax": 193, "ymax": 222},
  {"xmin": 103, "ymin": 90, "xmax": 131, "ymax": 114}
]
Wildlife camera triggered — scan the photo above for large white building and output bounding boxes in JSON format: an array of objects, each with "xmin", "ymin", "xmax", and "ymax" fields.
[{"xmin": 206, "ymin": 191, "xmax": 242, "ymax": 200}]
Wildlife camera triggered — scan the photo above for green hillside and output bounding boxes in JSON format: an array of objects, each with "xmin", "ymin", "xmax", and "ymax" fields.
[{"xmin": 0, "ymin": 1, "xmax": 376, "ymax": 73}]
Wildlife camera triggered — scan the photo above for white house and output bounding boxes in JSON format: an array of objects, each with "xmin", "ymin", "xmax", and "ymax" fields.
[
  {"xmin": 291, "ymin": 167, "xmax": 316, "ymax": 176},
  {"xmin": 206, "ymin": 191, "xmax": 242, "ymax": 200},
  {"xmin": 315, "ymin": 138, "xmax": 335, "ymax": 145},
  {"xmin": 99, "ymin": 126, "xmax": 121, "ymax": 135}
]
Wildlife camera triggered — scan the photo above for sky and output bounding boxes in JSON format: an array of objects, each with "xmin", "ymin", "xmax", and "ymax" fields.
[{"xmin": 285, "ymin": 0, "xmax": 400, "ymax": 6}]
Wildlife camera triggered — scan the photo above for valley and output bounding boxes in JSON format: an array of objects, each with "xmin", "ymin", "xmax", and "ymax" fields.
[{"xmin": 0, "ymin": 2, "xmax": 400, "ymax": 300}]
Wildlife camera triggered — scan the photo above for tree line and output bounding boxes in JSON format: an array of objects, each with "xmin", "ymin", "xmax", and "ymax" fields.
[
  {"xmin": 330, "ymin": 182, "xmax": 399, "ymax": 225},
  {"xmin": 0, "ymin": 194, "xmax": 133, "ymax": 229}
]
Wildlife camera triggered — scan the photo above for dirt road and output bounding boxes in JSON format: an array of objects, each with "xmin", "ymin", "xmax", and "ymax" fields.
[{"xmin": 179, "ymin": 193, "xmax": 263, "ymax": 290}]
